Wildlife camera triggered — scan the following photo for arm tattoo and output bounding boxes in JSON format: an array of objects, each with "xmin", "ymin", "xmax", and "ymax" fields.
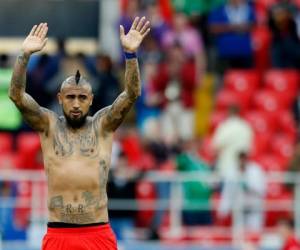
[
  {"xmin": 125, "ymin": 59, "xmax": 141, "ymax": 99},
  {"xmin": 9, "ymin": 52, "xmax": 29, "ymax": 100},
  {"xmin": 96, "ymin": 58, "xmax": 141, "ymax": 132},
  {"xmin": 9, "ymin": 52, "xmax": 50, "ymax": 132}
]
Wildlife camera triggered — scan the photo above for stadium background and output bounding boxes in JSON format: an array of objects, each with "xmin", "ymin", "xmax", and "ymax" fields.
[{"xmin": 0, "ymin": 0, "xmax": 300, "ymax": 249}]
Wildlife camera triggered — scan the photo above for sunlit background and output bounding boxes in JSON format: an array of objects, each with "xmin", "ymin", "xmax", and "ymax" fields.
[{"xmin": 0, "ymin": 0, "xmax": 300, "ymax": 249}]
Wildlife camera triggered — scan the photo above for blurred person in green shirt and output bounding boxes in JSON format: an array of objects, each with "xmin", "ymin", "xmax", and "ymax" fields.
[
  {"xmin": 176, "ymin": 139, "xmax": 213, "ymax": 225},
  {"xmin": 0, "ymin": 54, "xmax": 21, "ymax": 131}
]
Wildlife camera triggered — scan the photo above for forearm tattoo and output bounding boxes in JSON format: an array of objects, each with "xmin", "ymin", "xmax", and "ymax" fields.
[
  {"xmin": 9, "ymin": 52, "xmax": 49, "ymax": 132},
  {"xmin": 9, "ymin": 52, "xmax": 29, "ymax": 99},
  {"xmin": 99, "ymin": 58, "xmax": 141, "ymax": 131},
  {"xmin": 125, "ymin": 58, "xmax": 141, "ymax": 99}
]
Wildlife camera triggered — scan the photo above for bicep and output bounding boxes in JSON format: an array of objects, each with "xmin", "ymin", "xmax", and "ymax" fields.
[
  {"xmin": 94, "ymin": 91, "xmax": 135, "ymax": 132},
  {"xmin": 15, "ymin": 93, "xmax": 51, "ymax": 132}
]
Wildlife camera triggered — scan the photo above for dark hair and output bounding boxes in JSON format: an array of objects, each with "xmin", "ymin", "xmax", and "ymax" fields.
[{"xmin": 75, "ymin": 70, "xmax": 81, "ymax": 84}]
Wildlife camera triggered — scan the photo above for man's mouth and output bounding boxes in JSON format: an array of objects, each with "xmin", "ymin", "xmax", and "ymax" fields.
[{"xmin": 70, "ymin": 111, "xmax": 81, "ymax": 117}]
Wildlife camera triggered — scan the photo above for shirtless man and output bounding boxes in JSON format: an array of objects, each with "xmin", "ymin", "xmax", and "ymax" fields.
[{"xmin": 9, "ymin": 18, "xmax": 150, "ymax": 250}]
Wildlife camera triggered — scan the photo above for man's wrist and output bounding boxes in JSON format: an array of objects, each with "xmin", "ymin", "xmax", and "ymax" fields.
[
  {"xmin": 124, "ymin": 51, "xmax": 137, "ymax": 60},
  {"xmin": 20, "ymin": 50, "xmax": 31, "ymax": 58}
]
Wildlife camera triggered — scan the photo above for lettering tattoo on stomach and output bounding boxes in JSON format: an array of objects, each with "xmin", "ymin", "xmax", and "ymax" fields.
[{"xmin": 49, "ymin": 191, "xmax": 103, "ymax": 224}]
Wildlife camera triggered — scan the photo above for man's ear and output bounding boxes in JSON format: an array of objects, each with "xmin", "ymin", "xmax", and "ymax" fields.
[
  {"xmin": 57, "ymin": 92, "xmax": 62, "ymax": 104},
  {"xmin": 90, "ymin": 94, "xmax": 94, "ymax": 106}
]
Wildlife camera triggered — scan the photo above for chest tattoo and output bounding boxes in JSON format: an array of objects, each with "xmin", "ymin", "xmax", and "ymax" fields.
[{"xmin": 53, "ymin": 118, "xmax": 99, "ymax": 157}]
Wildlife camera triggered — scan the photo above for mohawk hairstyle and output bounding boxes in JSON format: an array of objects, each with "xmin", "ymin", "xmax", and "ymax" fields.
[{"xmin": 75, "ymin": 70, "xmax": 81, "ymax": 84}]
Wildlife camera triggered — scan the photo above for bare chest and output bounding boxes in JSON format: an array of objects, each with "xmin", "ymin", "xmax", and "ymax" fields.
[{"xmin": 50, "ymin": 119, "xmax": 103, "ymax": 158}]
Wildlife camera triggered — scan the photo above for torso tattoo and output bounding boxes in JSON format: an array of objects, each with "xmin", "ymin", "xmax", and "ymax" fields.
[{"xmin": 53, "ymin": 117, "xmax": 99, "ymax": 157}]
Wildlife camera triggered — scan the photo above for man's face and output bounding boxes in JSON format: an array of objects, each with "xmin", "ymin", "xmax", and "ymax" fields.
[{"xmin": 58, "ymin": 84, "xmax": 93, "ymax": 128}]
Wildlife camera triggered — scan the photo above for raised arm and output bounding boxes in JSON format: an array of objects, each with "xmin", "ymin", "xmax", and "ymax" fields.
[
  {"xmin": 9, "ymin": 23, "xmax": 52, "ymax": 133},
  {"xmin": 95, "ymin": 17, "xmax": 150, "ymax": 132}
]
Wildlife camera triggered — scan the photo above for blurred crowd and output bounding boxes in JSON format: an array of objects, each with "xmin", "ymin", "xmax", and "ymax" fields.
[{"xmin": 2, "ymin": 0, "xmax": 300, "ymax": 247}]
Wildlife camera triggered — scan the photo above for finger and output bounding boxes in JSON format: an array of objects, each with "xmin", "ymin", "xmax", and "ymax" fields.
[
  {"xmin": 140, "ymin": 21, "xmax": 150, "ymax": 35},
  {"xmin": 40, "ymin": 24, "xmax": 48, "ymax": 39},
  {"xmin": 131, "ymin": 17, "xmax": 140, "ymax": 30},
  {"xmin": 34, "ymin": 23, "xmax": 44, "ymax": 36},
  {"xmin": 142, "ymin": 28, "xmax": 151, "ymax": 39},
  {"xmin": 136, "ymin": 16, "xmax": 146, "ymax": 31},
  {"xmin": 120, "ymin": 25, "xmax": 125, "ymax": 38},
  {"xmin": 37, "ymin": 23, "xmax": 47, "ymax": 37},
  {"xmin": 29, "ymin": 25, "xmax": 38, "ymax": 36}
]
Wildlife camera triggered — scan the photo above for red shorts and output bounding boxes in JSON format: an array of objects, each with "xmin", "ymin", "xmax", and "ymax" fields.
[{"xmin": 42, "ymin": 223, "xmax": 118, "ymax": 250}]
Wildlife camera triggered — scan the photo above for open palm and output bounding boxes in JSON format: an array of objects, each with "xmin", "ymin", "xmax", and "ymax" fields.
[
  {"xmin": 22, "ymin": 23, "xmax": 48, "ymax": 55},
  {"xmin": 120, "ymin": 17, "xmax": 150, "ymax": 53}
]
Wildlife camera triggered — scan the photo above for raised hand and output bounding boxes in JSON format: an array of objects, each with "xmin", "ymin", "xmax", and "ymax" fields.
[
  {"xmin": 120, "ymin": 17, "xmax": 150, "ymax": 53},
  {"xmin": 22, "ymin": 23, "xmax": 48, "ymax": 55}
]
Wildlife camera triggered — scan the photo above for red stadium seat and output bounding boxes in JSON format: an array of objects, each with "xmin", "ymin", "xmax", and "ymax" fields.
[
  {"xmin": 250, "ymin": 133, "xmax": 271, "ymax": 159},
  {"xmin": 244, "ymin": 110, "xmax": 273, "ymax": 134},
  {"xmin": 264, "ymin": 70, "xmax": 299, "ymax": 107},
  {"xmin": 223, "ymin": 70, "xmax": 260, "ymax": 109},
  {"xmin": 16, "ymin": 132, "xmax": 42, "ymax": 169},
  {"xmin": 224, "ymin": 70, "xmax": 260, "ymax": 93},
  {"xmin": 215, "ymin": 90, "xmax": 247, "ymax": 112},
  {"xmin": 0, "ymin": 133, "xmax": 13, "ymax": 154},
  {"xmin": 277, "ymin": 110, "xmax": 297, "ymax": 141},
  {"xmin": 270, "ymin": 134, "xmax": 295, "ymax": 167},
  {"xmin": 257, "ymin": 154, "xmax": 286, "ymax": 172},
  {"xmin": 252, "ymin": 90, "xmax": 284, "ymax": 119}
]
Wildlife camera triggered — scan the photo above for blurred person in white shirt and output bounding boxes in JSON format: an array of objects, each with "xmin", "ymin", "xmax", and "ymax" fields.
[
  {"xmin": 212, "ymin": 106, "xmax": 254, "ymax": 221},
  {"xmin": 239, "ymin": 152, "xmax": 266, "ymax": 231},
  {"xmin": 212, "ymin": 105, "xmax": 253, "ymax": 181}
]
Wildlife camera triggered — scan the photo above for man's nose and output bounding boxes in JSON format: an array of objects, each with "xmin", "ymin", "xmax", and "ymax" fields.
[{"xmin": 73, "ymin": 99, "xmax": 80, "ymax": 109}]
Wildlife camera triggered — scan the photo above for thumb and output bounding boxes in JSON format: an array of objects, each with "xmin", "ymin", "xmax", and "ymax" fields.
[
  {"xmin": 42, "ymin": 38, "xmax": 48, "ymax": 49},
  {"xmin": 120, "ymin": 25, "xmax": 125, "ymax": 38}
]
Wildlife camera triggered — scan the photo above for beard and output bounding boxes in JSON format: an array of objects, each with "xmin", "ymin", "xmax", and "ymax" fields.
[{"xmin": 63, "ymin": 110, "xmax": 88, "ymax": 129}]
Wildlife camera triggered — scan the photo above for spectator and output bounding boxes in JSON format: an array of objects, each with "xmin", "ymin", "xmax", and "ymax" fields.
[
  {"xmin": 212, "ymin": 106, "xmax": 253, "ymax": 220},
  {"xmin": 119, "ymin": 0, "xmax": 140, "ymax": 33},
  {"xmin": 209, "ymin": 0, "xmax": 256, "ymax": 71},
  {"xmin": 0, "ymin": 54, "xmax": 22, "ymax": 131},
  {"xmin": 239, "ymin": 152, "xmax": 266, "ymax": 231},
  {"xmin": 277, "ymin": 218, "xmax": 300, "ymax": 250},
  {"xmin": 212, "ymin": 105, "xmax": 253, "ymax": 181},
  {"xmin": 176, "ymin": 139, "xmax": 213, "ymax": 226},
  {"xmin": 162, "ymin": 11, "xmax": 206, "ymax": 83},
  {"xmin": 108, "ymin": 152, "xmax": 140, "ymax": 240},
  {"xmin": 144, "ymin": 3, "xmax": 170, "ymax": 45},
  {"xmin": 150, "ymin": 43, "xmax": 198, "ymax": 142},
  {"xmin": 268, "ymin": 0, "xmax": 300, "ymax": 68}
]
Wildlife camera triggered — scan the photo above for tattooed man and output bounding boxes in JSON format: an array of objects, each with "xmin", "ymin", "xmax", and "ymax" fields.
[{"xmin": 9, "ymin": 18, "xmax": 150, "ymax": 250}]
